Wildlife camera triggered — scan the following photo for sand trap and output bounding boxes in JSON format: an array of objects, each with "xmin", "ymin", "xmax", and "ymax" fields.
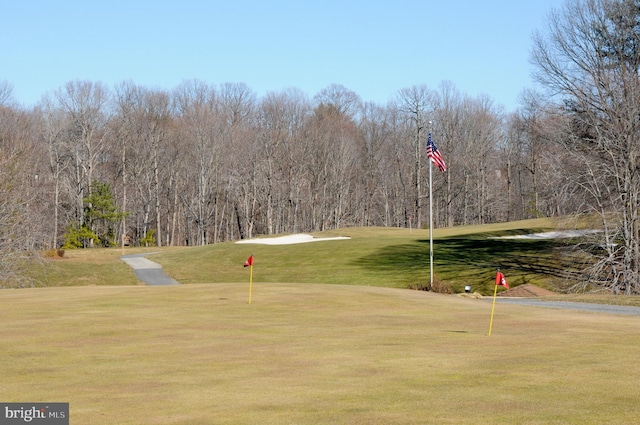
[
  {"xmin": 493, "ymin": 229, "xmax": 601, "ymax": 239},
  {"xmin": 236, "ymin": 233, "xmax": 350, "ymax": 245}
]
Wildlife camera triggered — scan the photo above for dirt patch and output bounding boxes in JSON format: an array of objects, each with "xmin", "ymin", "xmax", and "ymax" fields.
[{"xmin": 498, "ymin": 283, "xmax": 556, "ymax": 297}]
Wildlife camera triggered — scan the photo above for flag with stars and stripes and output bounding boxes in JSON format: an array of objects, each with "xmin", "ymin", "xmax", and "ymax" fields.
[{"xmin": 427, "ymin": 133, "xmax": 447, "ymax": 173}]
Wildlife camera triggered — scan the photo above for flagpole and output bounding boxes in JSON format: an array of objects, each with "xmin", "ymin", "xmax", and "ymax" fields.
[
  {"xmin": 248, "ymin": 263, "xmax": 254, "ymax": 304},
  {"xmin": 429, "ymin": 158, "xmax": 434, "ymax": 289},
  {"xmin": 488, "ymin": 279, "xmax": 499, "ymax": 336},
  {"xmin": 244, "ymin": 255, "xmax": 254, "ymax": 304},
  {"xmin": 429, "ymin": 123, "xmax": 434, "ymax": 290}
]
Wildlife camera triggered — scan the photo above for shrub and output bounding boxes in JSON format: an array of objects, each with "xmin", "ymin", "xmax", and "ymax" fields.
[
  {"xmin": 43, "ymin": 249, "xmax": 65, "ymax": 259},
  {"xmin": 430, "ymin": 277, "xmax": 452, "ymax": 294},
  {"xmin": 140, "ymin": 229, "xmax": 156, "ymax": 247},
  {"xmin": 62, "ymin": 223, "xmax": 100, "ymax": 249},
  {"xmin": 407, "ymin": 277, "xmax": 452, "ymax": 294}
]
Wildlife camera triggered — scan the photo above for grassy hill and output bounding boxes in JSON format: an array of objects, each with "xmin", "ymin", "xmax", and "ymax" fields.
[
  {"xmin": 32, "ymin": 217, "xmax": 581, "ymax": 294},
  {"xmin": 155, "ymin": 219, "xmax": 566, "ymax": 294}
]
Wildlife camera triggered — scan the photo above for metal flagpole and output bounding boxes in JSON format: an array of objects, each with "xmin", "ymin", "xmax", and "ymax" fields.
[{"xmin": 429, "ymin": 122, "xmax": 434, "ymax": 290}]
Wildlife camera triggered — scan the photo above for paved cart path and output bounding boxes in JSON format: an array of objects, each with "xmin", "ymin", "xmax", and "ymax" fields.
[
  {"xmin": 120, "ymin": 253, "xmax": 179, "ymax": 285},
  {"xmin": 492, "ymin": 297, "xmax": 640, "ymax": 316}
]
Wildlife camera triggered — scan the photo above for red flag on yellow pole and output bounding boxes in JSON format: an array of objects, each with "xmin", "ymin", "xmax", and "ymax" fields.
[
  {"xmin": 495, "ymin": 271, "xmax": 509, "ymax": 289},
  {"xmin": 244, "ymin": 255, "xmax": 254, "ymax": 304},
  {"xmin": 488, "ymin": 271, "xmax": 509, "ymax": 336}
]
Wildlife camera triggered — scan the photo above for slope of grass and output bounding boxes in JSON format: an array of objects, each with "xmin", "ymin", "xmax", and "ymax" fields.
[
  {"xmin": 1, "ymin": 283, "xmax": 639, "ymax": 424},
  {"xmin": 151, "ymin": 217, "xmax": 567, "ymax": 294},
  {"xmin": 26, "ymin": 247, "xmax": 159, "ymax": 287},
  {"xmin": 30, "ymin": 217, "xmax": 584, "ymax": 295}
]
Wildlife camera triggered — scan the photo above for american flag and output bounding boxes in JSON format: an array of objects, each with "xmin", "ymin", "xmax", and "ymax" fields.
[{"xmin": 427, "ymin": 133, "xmax": 447, "ymax": 173}]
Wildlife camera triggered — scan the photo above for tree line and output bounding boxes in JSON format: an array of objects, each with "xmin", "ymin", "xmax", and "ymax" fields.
[
  {"xmin": 1, "ymin": 0, "xmax": 639, "ymax": 294},
  {"xmin": 1, "ymin": 80, "xmax": 553, "ymax": 248}
]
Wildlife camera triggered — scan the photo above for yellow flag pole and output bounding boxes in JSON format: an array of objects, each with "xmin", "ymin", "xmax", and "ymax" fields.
[
  {"xmin": 248, "ymin": 264, "xmax": 254, "ymax": 305},
  {"xmin": 488, "ymin": 282, "xmax": 499, "ymax": 336}
]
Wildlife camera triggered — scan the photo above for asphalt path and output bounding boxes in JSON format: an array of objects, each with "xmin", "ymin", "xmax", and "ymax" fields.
[
  {"xmin": 118, "ymin": 252, "xmax": 639, "ymax": 314},
  {"xmin": 120, "ymin": 253, "xmax": 179, "ymax": 285},
  {"xmin": 493, "ymin": 298, "xmax": 640, "ymax": 316}
]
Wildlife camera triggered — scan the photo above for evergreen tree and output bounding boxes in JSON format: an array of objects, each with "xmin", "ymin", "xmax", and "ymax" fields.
[{"xmin": 63, "ymin": 180, "xmax": 127, "ymax": 248}]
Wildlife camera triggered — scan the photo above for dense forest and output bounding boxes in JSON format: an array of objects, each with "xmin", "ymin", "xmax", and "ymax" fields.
[
  {"xmin": 1, "ymin": 0, "xmax": 639, "ymax": 294},
  {"xmin": 0, "ymin": 79, "xmax": 559, "ymax": 248}
]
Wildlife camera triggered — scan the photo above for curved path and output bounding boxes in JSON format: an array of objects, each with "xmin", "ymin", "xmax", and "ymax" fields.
[
  {"xmin": 120, "ymin": 253, "xmax": 179, "ymax": 285},
  {"xmin": 493, "ymin": 298, "xmax": 640, "ymax": 316}
]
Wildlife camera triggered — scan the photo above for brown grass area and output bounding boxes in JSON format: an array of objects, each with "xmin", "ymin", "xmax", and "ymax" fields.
[
  {"xmin": 28, "ymin": 247, "xmax": 176, "ymax": 287},
  {"xmin": 1, "ymin": 284, "xmax": 640, "ymax": 424}
]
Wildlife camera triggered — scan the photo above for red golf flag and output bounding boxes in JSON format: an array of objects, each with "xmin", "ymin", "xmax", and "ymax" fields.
[
  {"xmin": 495, "ymin": 271, "xmax": 509, "ymax": 289},
  {"xmin": 244, "ymin": 255, "xmax": 254, "ymax": 267}
]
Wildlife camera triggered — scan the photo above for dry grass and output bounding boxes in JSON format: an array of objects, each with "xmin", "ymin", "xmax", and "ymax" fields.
[
  {"xmin": 1, "ymin": 283, "xmax": 639, "ymax": 424},
  {"xmin": 27, "ymin": 247, "xmax": 166, "ymax": 287}
]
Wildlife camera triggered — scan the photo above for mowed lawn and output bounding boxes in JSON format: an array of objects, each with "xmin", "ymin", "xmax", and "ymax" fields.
[{"xmin": 2, "ymin": 283, "xmax": 640, "ymax": 424}]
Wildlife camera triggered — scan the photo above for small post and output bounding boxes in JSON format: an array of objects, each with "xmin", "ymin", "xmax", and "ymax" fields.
[
  {"xmin": 248, "ymin": 264, "xmax": 254, "ymax": 304},
  {"xmin": 488, "ymin": 282, "xmax": 499, "ymax": 336},
  {"xmin": 244, "ymin": 255, "xmax": 255, "ymax": 304}
]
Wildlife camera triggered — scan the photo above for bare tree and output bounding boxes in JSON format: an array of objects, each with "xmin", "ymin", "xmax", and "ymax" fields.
[
  {"xmin": 395, "ymin": 85, "xmax": 432, "ymax": 229},
  {"xmin": 0, "ymin": 103, "xmax": 39, "ymax": 286},
  {"xmin": 173, "ymin": 80, "xmax": 222, "ymax": 245},
  {"xmin": 55, "ymin": 80, "xmax": 110, "ymax": 243},
  {"xmin": 432, "ymin": 81, "xmax": 462, "ymax": 226},
  {"xmin": 0, "ymin": 80, "xmax": 14, "ymax": 106},
  {"xmin": 220, "ymin": 82, "xmax": 258, "ymax": 239},
  {"xmin": 431, "ymin": 87, "xmax": 504, "ymax": 226},
  {"xmin": 111, "ymin": 83, "xmax": 174, "ymax": 247},
  {"xmin": 256, "ymin": 88, "xmax": 310, "ymax": 234},
  {"xmin": 314, "ymin": 84, "xmax": 362, "ymax": 118},
  {"xmin": 38, "ymin": 95, "xmax": 71, "ymax": 248},
  {"xmin": 357, "ymin": 101, "xmax": 396, "ymax": 226},
  {"xmin": 465, "ymin": 95, "xmax": 503, "ymax": 224},
  {"xmin": 532, "ymin": 0, "xmax": 640, "ymax": 293}
]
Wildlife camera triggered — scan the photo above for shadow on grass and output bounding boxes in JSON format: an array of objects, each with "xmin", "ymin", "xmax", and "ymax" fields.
[{"xmin": 354, "ymin": 233, "xmax": 571, "ymax": 293}]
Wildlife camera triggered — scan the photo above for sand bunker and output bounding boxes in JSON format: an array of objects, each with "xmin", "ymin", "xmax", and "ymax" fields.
[
  {"xmin": 236, "ymin": 233, "xmax": 351, "ymax": 245},
  {"xmin": 493, "ymin": 229, "xmax": 601, "ymax": 239}
]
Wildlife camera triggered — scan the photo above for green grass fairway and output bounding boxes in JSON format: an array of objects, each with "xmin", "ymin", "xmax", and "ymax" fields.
[
  {"xmin": 149, "ymin": 218, "xmax": 569, "ymax": 294},
  {"xmin": 2, "ymin": 283, "xmax": 639, "ymax": 424},
  {"xmin": 30, "ymin": 218, "xmax": 584, "ymax": 294}
]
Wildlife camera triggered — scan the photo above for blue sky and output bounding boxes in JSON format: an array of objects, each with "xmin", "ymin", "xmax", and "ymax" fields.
[{"xmin": 3, "ymin": 0, "xmax": 563, "ymax": 112}]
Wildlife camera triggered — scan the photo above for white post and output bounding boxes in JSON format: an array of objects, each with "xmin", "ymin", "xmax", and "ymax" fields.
[
  {"xmin": 429, "ymin": 156, "xmax": 434, "ymax": 289},
  {"xmin": 429, "ymin": 123, "xmax": 434, "ymax": 290}
]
